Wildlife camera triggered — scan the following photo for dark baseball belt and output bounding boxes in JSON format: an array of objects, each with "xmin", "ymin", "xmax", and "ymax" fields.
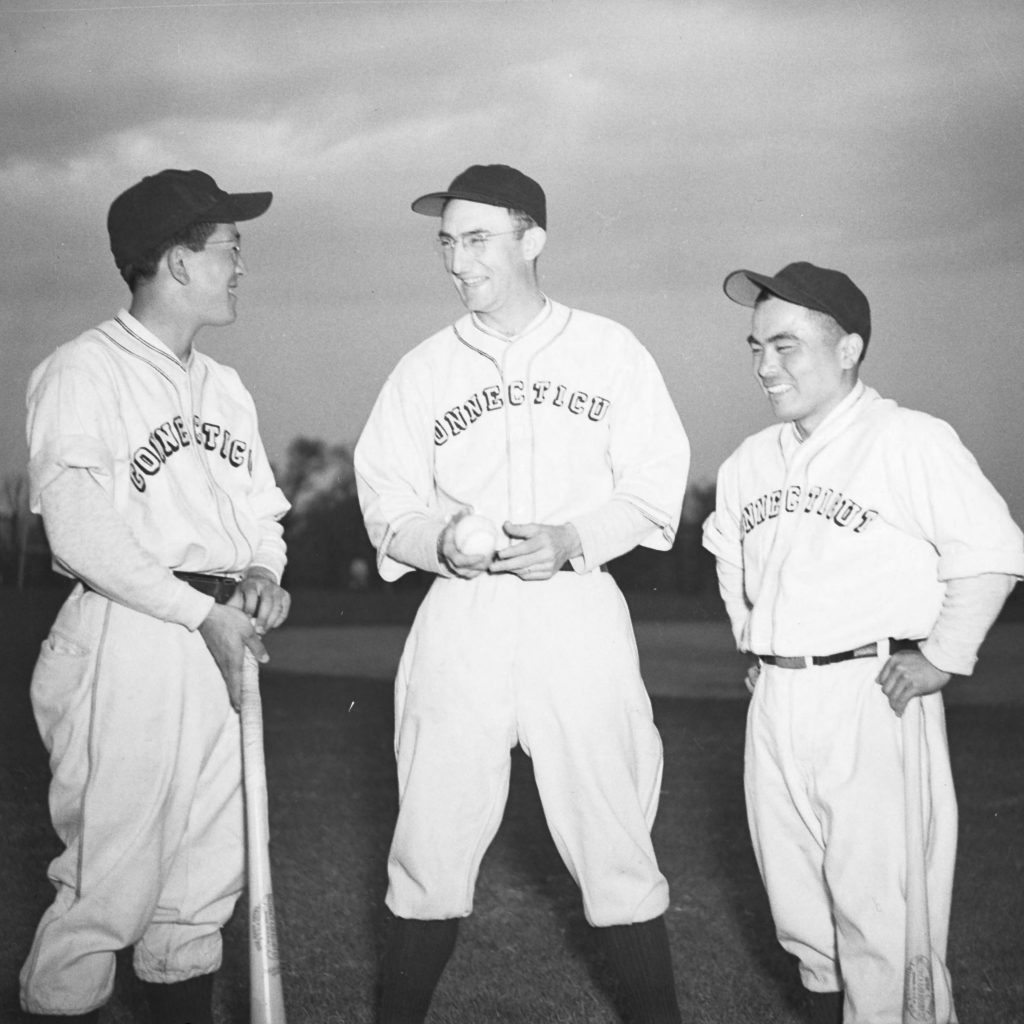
[
  {"xmin": 757, "ymin": 638, "xmax": 922, "ymax": 670},
  {"xmin": 80, "ymin": 570, "xmax": 238, "ymax": 604},
  {"xmin": 172, "ymin": 571, "xmax": 239, "ymax": 604}
]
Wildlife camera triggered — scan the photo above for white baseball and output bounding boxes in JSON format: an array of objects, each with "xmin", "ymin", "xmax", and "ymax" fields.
[{"xmin": 452, "ymin": 514, "xmax": 498, "ymax": 558}]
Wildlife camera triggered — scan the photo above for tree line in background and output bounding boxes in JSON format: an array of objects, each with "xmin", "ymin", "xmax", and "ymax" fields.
[
  {"xmin": 278, "ymin": 436, "xmax": 718, "ymax": 594},
  {"xmin": 0, "ymin": 436, "xmax": 718, "ymax": 593}
]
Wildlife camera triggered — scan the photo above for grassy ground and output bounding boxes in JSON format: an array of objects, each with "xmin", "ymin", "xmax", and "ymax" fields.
[{"xmin": 2, "ymin": 584, "xmax": 1022, "ymax": 1022}]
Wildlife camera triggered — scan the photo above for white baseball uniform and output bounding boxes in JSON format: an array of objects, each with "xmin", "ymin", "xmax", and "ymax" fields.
[
  {"xmin": 20, "ymin": 310, "xmax": 289, "ymax": 1015},
  {"xmin": 355, "ymin": 298, "xmax": 690, "ymax": 927},
  {"xmin": 702, "ymin": 380, "xmax": 1024, "ymax": 1024}
]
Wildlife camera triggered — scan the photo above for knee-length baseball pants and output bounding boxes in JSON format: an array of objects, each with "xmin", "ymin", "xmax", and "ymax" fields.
[
  {"xmin": 745, "ymin": 657, "xmax": 958, "ymax": 1024},
  {"xmin": 20, "ymin": 586, "xmax": 244, "ymax": 1015},
  {"xmin": 385, "ymin": 570, "xmax": 670, "ymax": 928}
]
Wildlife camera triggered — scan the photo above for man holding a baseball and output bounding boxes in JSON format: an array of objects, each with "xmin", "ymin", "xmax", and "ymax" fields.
[
  {"xmin": 702, "ymin": 261, "xmax": 1024, "ymax": 1023},
  {"xmin": 20, "ymin": 169, "xmax": 291, "ymax": 1023},
  {"xmin": 354, "ymin": 164, "xmax": 691, "ymax": 1022}
]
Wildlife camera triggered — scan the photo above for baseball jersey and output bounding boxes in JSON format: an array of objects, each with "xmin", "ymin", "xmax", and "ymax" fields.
[
  {"xmin": 356, "ymin": 299, "xmax": 689, "ymax": 580},
  {"xmin": 27, "ymin": 311, "xmax": 289, "ymax": 598},
  {"xmin": 703, "ymin": 381, "xmax": 1024, "ymax": 657}
]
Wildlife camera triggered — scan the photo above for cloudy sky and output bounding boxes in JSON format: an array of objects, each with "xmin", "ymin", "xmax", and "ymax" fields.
[{"xmin": 2, "ymin": 0, "xmax": 1022, "ymax": 521}]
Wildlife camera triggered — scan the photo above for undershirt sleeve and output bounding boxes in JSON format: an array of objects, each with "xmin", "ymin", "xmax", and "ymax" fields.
[
  {"xmin": 919, "ymin": 573, "xmax": 1017, "ymax": 676},
  {"xmin": 569, "ymin": 497, "xmax": 666, "ymax": 572},
  {"xmin": 40, "ymin": 467, "xmax": 214, "ymax": 629},
  {"xmin": 385, "ymin": 514, "xmax": 450, "ymax": 577}
]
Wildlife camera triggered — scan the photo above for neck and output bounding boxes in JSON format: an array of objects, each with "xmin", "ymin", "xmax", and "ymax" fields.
[
  {"xmin": 475, "ymin": 291, "xmax": 546, "ymax": 338},
  {"xmin": 128, "ymin": 292, "xmax": 199, "ymax": 361}
]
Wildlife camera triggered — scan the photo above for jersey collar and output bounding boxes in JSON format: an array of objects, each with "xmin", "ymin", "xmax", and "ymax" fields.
[{"xmin": 114, "ymin": 309, "xmax": 193, "ymax": 368}]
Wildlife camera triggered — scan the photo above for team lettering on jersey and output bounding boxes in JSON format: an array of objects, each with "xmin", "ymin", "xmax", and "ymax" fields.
[
  {"xmin": 129, "ymin": 415, "xmax": 253, "ymax": 492},
  {"xmin": 741, "ymin": 484, "xmax": 879, "ymax": 536},
  {"xmin": 434, "ymin": 380, "xmax": 611, "ymax": 446}
]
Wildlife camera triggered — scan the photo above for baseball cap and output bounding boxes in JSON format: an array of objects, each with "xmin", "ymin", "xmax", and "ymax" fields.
[
  {"xmin": 411, "ymin": 164, "xmax": 547, "ymax": 229},
  {"xmin": 107, "ymin": 169, "xmax": 273, "ymax": 271},
  {"xmin": 722, "ymin": 261, "xmax": 871, "ymax": 344}
]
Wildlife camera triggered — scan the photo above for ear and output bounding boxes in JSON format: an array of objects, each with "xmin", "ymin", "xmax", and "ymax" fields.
[
  {"xmin": 839, "ymin": 332, "xmax": 864, "ymax": 369},
  {"xmin": 521, "ymin": 226, "xmax": 546, "ymax": 261},
  {"xmin": 166, "ymin": 245, "xmax": 191, "ymax": 286}
]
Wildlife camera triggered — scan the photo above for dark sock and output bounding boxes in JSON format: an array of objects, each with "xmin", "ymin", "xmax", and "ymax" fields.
[
  {"xmin": 141, "ymin": 972, "xmax": 214, "ymax": 1024},
  {"xmin": 806, "ymin": 990, "xmax": 843, "ymax": 1024},
  {"xmin": 594, "ymin": 915, "xmax": 682, "ymax": 1024},
  {"xmin": 377, "ymin": 914, "xmax": 460, "ymax": 1024},
  {"xmin": 26, "ymin": 1015, "xmax": 100, "ymax": 1023}
]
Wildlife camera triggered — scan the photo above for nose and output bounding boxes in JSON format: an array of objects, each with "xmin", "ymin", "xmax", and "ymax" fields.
[
  {"xmin": 449, "ymin": 239, "xmax": 473, "ymax": 275},
  {"xmin": 235, "ymin": 253, "xmax": 247, "ymax": 277},
  {"xmin": 756, "ymin": 346, "xmax": 778, "ymax": 379}
]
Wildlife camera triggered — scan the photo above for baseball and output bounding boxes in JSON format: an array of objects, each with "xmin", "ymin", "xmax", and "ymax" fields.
[{"xmin": 452, "ymin": 514, "xmax": 499, "ymax": 558}]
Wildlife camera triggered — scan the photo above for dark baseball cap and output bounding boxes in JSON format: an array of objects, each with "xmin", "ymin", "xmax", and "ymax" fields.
[
  {"xmin": 723, "ymin": 261, "xmax": 871, "ymax": 344},
  {"xmin": 107, "ymin": 169, "xmax": 272, "ymax": 271},
  {"xmin": 411, "ymin": 164, "xmax": 547, "ymax": 230}
]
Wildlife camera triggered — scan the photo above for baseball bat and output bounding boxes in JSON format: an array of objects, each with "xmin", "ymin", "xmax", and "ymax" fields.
[
  {"xmin": 241, "ymin": 649, "xmax": 288, "ymax": 1024},
  {"xmin": 902, "ymin": 697, "xmax": 937, "ymax": 1024}
]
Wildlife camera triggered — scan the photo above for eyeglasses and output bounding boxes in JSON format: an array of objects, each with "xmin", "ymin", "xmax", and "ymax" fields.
[
  {"xmin": 203, "ymin": 238, "xmax": 243, "ymax": 263},
  {"xmin": 434, "ymin": 229, "xmax": 524, "ymax": 257}
]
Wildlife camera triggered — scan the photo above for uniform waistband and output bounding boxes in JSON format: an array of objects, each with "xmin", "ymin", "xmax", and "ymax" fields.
[
  {"xmin": 558, "ymin": 563, "xmax": 608, "ymax": 572},
  {"xmin": 757, "ymin": 638, "xmax": 922, "ymax": 670},
  {"xmin": 80, "ymin": 570, "xmax": 239, "ymax": 605}
]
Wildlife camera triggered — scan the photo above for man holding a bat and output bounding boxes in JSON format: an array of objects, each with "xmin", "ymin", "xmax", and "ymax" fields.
[
  {"xmin": 20, "ymin": 169, "xmax": 291, "ymax": 1023},
  {"xmin": 702, "ymin": 261, "xmax": 1024, "ymax": 1023}
]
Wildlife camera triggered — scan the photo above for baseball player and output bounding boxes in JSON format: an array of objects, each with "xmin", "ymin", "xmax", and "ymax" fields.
[
  {"xmin": 354, "ymin": 164, "xmax": 691, "ymax": 1022},
  {"xmin": 20, "ymin": 169, "xmax": 291, "ymax": 1024},
  {"xmin": 702, "ymin": 261, "xmax": 1024, "ymax": 1024}
]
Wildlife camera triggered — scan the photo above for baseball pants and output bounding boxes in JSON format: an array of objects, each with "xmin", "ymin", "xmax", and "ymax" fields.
[
  {"xmin": 20, "ymin": 586, "xmax": 244, "ymax": 1015},
  {"xmin": 745, "ymin": 657, "xmax": 958, "ymax": 1024},
  {"xmin": 386, "ymin": 570, "xmax": 670, "ymax": 928}
]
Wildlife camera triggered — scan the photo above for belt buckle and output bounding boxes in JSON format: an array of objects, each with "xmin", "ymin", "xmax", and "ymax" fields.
[{"xmin": 851, "ymin": 642, "xmax": 880, "ymax": 659}]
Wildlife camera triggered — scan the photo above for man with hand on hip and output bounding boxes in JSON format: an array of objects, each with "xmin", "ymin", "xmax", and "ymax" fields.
[{"xmin": 703, "ymin": 260, "xmax": 1023, "ymax": 1023}]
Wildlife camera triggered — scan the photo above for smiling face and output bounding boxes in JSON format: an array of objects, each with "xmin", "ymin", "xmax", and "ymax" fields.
[
  {"xmin": 748, "ymin": 295, "xmax": 863, "ymax": 437},
  {"xmin": 438, "ymin": 199, "xmax": 544, "ymax": 332},
  {"xmin": 185, "ymin": 222, "xmax": 245, "ymax": 327}
]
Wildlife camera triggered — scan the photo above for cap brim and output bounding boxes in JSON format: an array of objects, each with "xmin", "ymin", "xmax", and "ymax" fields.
[
  {"xmin": 411, "ymin": 189, "xmax": 513, "ymax": 217},
  {"xmin": 203, "ymin": 191, "xmax": 273, "ymax": 224},
  {"xmin": 723, "ymin": 269, "xmax": 776, "ymax": 307},
  {"xmin": 723, "ymin": 268, "xmax": 823, "ymax": 312}
]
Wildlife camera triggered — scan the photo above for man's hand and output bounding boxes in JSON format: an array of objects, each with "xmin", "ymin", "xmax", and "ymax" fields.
[
  {"xmin": 490, "ymin": 522, "xmax": 582, "ymax": 581},
  {"xmin": 236, "ymin": 566, "xmax": 291, "ymax": 634},
  {"xmin": 437, "ymin": 514, "xmax": 496, "ymax": 579},
  {"xmin": 876, "ymin": 649, "xmax": 951, "ymax": 717},
  {"xmin": 198, "ymin": 598, "xmax": 268, "ymax": 711},
  {"xmin": 744, "ymin": 661, "xmax": 760, "ymax": 695}
]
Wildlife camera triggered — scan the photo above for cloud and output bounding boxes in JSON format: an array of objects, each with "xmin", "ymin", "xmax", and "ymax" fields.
[{"xmin": 1, "ymin": 0, "xmax": 1022, "ymax": 516}]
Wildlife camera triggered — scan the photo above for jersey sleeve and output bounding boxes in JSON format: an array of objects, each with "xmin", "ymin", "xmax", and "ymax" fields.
[
  {"xmin": 702, "ymin": 456, "xmax": 751, "ymax": 647},
  {"xmin": 354, "ymin": 357, "xmax": 447, "ymax": 582},
  {"xmin": 244, "ymin": 413, "xmax": 289, "ymax": 582},
  {"xmin": 893, "ymin": 413, "xmax": 1024, "ymax": 581},
  {"xmin": 571, "ymin": 341, "xmax": 690, "ymax": 556},
  {"xmin": 26, "ymin": 351, "xmax": 122, "ymax": 510}
]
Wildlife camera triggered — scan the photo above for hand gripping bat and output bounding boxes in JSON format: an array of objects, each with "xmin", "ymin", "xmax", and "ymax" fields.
[
  {"xmin": 241, "ymin": 650, "xmax": 288, "ymax": 1024},
  {"xmin": 902, "ymin": 697, "xmax": 937, "ymax": 1024}
]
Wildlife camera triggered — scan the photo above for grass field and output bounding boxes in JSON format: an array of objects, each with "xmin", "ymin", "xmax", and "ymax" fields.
[{"xmin": 2, "ymin": 584, "xmax": 1022, "ymax": 1022}]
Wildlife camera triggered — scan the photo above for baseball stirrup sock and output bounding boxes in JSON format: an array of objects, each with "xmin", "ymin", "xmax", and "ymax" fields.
[
  {"xmin": 595, "ymin": 915, "xmax": 682, "ymax": 1024},
  {"xmin": 378, "ymin": 915, "xmax": 460, "ymax": 1024},
  {"xmin": 805, "ymin": 990, "xmax": 843, "ymax": 1024},
  {"xmin": 142, "ymin": 971, "xmax": 215, "ymax": 1024}
]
